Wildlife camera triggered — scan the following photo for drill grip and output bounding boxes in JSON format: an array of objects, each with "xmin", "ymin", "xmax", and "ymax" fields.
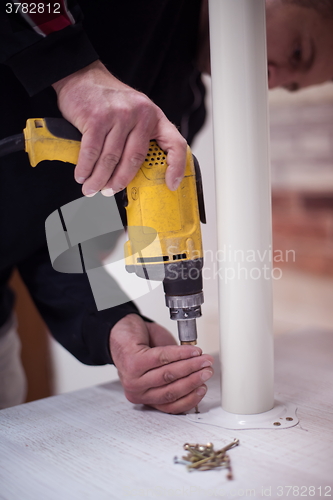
[{"xmin": 24, "ymin": 118, "xmax": 81, "ymax": 167}]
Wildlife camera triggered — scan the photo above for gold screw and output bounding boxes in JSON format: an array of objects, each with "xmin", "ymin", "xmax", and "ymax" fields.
[{"xmin": 175, "ymin": 439, "xmax": 239, "ymax": 478}]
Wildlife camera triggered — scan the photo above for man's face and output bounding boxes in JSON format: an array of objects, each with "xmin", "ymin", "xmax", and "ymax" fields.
[{"xmin": 266, "ymin": 0, "xmax": 333, "ymax": 90}]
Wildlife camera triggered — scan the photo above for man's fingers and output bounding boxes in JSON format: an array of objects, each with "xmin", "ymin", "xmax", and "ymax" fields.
[
  {"xmin": 152, "ymin": 385, "xmax": 208, "ymax": 415},
  {"xmin": 154, "ymin": 118, "xmax": 187, "ymax": 191},
  {"xmin": 122, "ymin": 367, "xmax": 214, "ymax": 411},
  {"xmin": 110, "ymin": 314, "xmax": 201, "ymax": 375},
  {"xmin": 127, "ymin": 355, "xmax": 214, "ymax": 392},
  {"xmin": 110, "ymin": 314, "xmax": 213, "ymax": 415},
  {"xmin": 164, "ymin": 143, "xmax": 187, "ymax": 191},
  {"xmin": 74, "ymin": 127, "xmax": 106, "ymax": 186},
  {"xmin": 131, "ymin": 344, "xmax": 202, "ymax": 376},
  {"xmin": 105, "ymin": 118, "xmax": 187, "ymax": 194},
  {"xmin": 81, "ymin": 125, "xmax": 128, "ymax": 196},
  {"xmin": 101, "ymin": 128, "xmax": 151, "ymax": 195},
  {"xmin": 76, "ymin": 113, "xmax": 187, "ymax": 197},
  {"xmin": 141, "ymin": 366, "xmax": 213, "ymax": 405},
  {"xmin": 125, "ymin": 362, "xmax": 212, "ymax": 407},
  {"xmin": 54, "ymin": 61, "xmax": 188, "ymax": 194}
]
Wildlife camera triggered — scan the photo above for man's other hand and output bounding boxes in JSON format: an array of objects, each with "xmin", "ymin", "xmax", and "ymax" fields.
[{"xmin": 109, "ymin": 314, "xmax": 214, "ymax": 414}]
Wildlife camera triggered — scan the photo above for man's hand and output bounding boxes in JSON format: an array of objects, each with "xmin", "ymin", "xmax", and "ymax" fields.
[
  {"xmin": 52, "ymin": 61, "xmax": 187, "ymax": 197},
  {"xmin": 110, "ymin": 314, "xmax": 214, "ymax": 414}
]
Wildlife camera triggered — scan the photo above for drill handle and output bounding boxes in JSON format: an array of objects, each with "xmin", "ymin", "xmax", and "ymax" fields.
[{"xmin": 24, "ymin": 118, "xmax": 81, "ymax": 167}]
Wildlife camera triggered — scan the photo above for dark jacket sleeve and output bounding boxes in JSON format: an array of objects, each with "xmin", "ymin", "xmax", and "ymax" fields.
[
  {"xmin": 17, "ymin": 245, "xmax": 143, "ymax": 366},
  {"xmin": 0, "ymin": 1, "xmax": 98, "ymax": 95}
]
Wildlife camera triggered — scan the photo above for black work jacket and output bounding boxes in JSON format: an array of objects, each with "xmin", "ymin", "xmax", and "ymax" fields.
[{"xmin": 0, "ymin": 0, "xmax": 206, "ymax": 364}]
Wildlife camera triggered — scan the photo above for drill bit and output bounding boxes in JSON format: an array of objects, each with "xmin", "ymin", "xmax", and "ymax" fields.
[{"xmin": 181, "ymin": 338, "xmax": 199, "ymax": 414}]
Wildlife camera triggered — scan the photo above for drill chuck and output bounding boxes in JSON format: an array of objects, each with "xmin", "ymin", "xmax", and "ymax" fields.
[{"xmin": 165, "ymin": 292, "xmax": 204, "ymax": 343}]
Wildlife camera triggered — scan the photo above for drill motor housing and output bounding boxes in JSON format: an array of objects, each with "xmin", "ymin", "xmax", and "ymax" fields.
[{"xmin": 124, "ymin": 141, "xmax": 205, "ymax": 344}]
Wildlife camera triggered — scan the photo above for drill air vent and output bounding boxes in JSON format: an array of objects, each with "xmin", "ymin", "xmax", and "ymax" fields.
[{"xmin": 144, "ymin": 140, "xmax": 167, "ymax": 169}]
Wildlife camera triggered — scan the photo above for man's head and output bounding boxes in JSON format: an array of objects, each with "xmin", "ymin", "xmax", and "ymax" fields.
[
  {"xmin": 266, "ymin": 0, "xmax": 333, "ymax": 90},
  {"xmin": 283, "ymin": 0, "xmax": 333, "ymax": 16}
]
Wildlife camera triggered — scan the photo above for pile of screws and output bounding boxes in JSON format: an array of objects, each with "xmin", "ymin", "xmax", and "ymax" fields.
[{"xmin": 174, "ymin": 438, "xmax": 239, "ymax": 479}]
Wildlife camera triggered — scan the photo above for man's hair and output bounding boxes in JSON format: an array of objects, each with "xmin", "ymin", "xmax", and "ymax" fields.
[{"xmin": 283, "ymin": 0, "xmax": 333, "ymax": 16}]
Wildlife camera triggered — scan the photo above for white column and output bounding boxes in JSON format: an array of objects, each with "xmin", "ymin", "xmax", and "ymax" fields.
[{"xmin": 209, "ymin": 0, "xmax": 274, "ymax": 414}]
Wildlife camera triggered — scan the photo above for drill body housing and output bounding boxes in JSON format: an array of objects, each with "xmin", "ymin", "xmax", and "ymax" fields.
[
  {"xmin": 1, "ymin": 118, "xmax": 205, "ymax": 345},
  {"xmin": 124, "ymin": 141, "xmax": 205, "ymax": 344}
]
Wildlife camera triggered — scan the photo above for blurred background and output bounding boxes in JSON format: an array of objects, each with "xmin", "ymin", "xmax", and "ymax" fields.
[{"xmin": 11, "ymin": 74, "xmax": 333, "ymax": 401}]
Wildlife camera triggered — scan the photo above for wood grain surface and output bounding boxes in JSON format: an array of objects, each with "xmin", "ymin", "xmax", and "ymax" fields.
[{"xmin": 0, "ymin": 329, "xmax": 333, "ymax": 500}]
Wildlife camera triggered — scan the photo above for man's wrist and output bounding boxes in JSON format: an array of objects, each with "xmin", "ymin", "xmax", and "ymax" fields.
[
  {"xmin": 52, "ymin": 60, "xmax": 103, "ymax": 94},
  {"xmin": 52, "ymin": 60, "xmax": 131, "ymax": 98}
]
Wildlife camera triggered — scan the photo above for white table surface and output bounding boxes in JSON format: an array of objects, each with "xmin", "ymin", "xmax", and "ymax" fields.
[{"xmin": 1, "ymin": 329, "xmax": 333, "ymax": 500}]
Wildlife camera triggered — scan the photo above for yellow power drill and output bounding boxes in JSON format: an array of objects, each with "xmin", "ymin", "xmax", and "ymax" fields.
[{"xmin": 0, "ymin": 117, "xmax": 206, "ymax": 345}]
